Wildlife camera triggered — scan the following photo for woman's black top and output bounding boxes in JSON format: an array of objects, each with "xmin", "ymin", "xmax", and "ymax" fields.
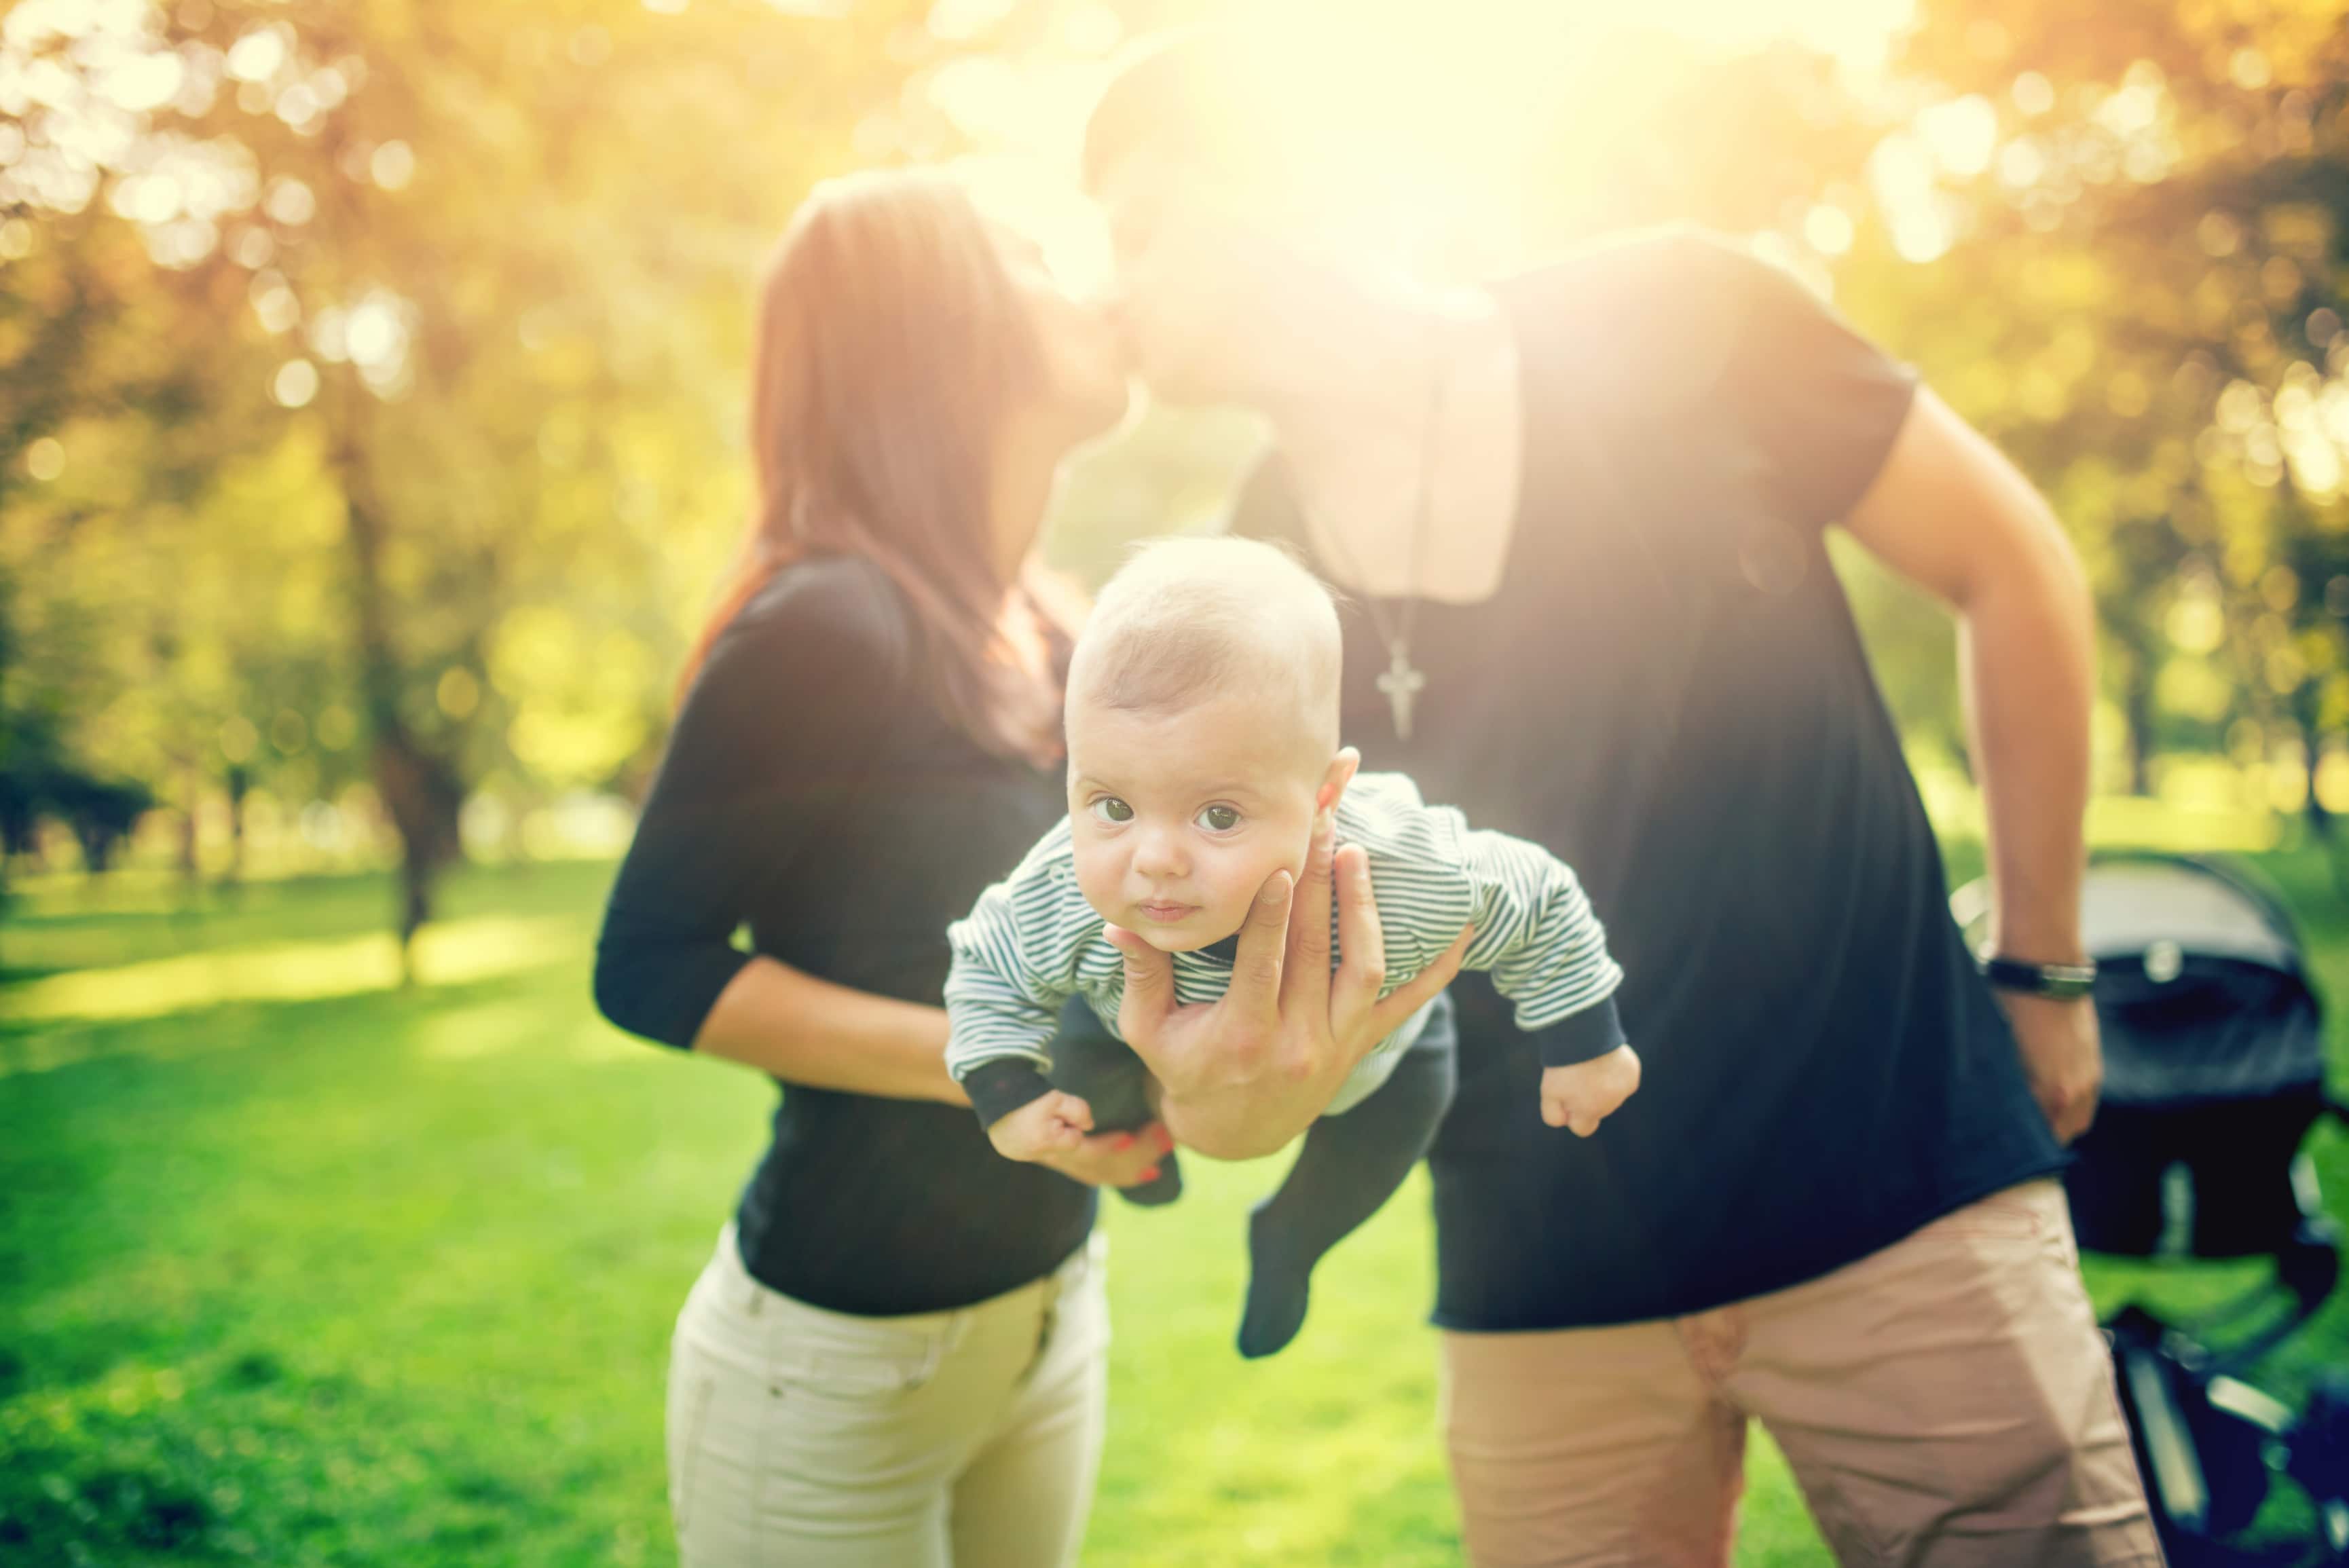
[
  {"xmin": 593, "ymin": 554, "xmax": 1096, "ymax": 1316},
  {"xmin": 1237, "ymin": 229, "xmax": 2066, "ymax": 1330}
]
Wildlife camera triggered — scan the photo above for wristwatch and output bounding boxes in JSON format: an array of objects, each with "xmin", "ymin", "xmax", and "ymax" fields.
[{"xmin": 1976, "ymin": 951, "xmax": 2099, "ymax": 1001}]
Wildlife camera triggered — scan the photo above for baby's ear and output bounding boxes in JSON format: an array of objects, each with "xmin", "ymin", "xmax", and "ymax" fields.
[{"xmin": 1316, "ymin": 747, "xmax": 1362, "ymax": 813}]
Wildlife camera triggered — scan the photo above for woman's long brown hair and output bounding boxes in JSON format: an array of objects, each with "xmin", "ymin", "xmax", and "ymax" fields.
[{"xmin": 681, "ymin": 170, "xmax": 1073, "ymax": 768}]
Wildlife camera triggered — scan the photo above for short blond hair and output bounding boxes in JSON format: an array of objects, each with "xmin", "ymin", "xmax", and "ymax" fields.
[{"xmin": 1069, "ymin": 536, "xmax": 1342, "ymax": 753}]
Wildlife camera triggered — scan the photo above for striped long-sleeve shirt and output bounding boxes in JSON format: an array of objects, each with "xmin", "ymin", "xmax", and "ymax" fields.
[{"xmin": 944, "ymin": 772, "xmax": 1627, "ymax": 1129}]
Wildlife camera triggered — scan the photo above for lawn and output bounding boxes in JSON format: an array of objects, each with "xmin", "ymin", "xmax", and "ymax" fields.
[{"xmin": 1, "ymin": 846, "xmax": 2344, "ymax": 1567}]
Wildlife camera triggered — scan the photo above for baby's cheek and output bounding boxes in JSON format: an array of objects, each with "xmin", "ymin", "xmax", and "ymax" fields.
[
  {"xmin": 1069, "ymin": 848, "xmax": 1122, "ymax": 923},
  {"xmin": 1206, "ymin": 857, "xmax": 1278, "ymax": 931}
]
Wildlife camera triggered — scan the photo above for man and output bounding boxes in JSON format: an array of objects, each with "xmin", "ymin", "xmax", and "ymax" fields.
[{"xmin": 1085, "ymin": 32, "xmax": 2160, "ymax": 1568}]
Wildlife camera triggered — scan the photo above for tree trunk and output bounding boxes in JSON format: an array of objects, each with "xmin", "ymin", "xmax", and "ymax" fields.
[
  {"xmin": 2118, "ymin": 631, "xmax": 2158, "ymax": 798},
  {"xmin": 328, "ymin": 384, "xmax": 462, "ymax": 982},
  {"xmin": 373, "ymin": 736, "xmax": 462, "ymax": 979},
  {"xmin": 179, "ymin": 765, "xmax": 202, "ymax": 883},
  {"xmin": 2309, "ymin": 736, "xmax": 2331, "ymax": 838},
  {"xmin": 223, "ymin": 764, "xmax": 248, "ymax": 889},
  {"xmin": 2306, "ymin": 727, "xmax": 2348, "ymax": 901}
]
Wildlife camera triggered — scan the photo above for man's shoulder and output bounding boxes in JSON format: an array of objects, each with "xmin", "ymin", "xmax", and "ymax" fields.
[
  {"xmin": 1496, "ymin": 225, "xmax": 1796, "ymax": 413},
  {"xmin": 1500, "ymin": 224, "xmax": 1772, "ymax": 313}
]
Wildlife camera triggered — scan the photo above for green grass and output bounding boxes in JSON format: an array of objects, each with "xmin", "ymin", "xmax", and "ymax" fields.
[{"xmin": 1, "ymin": 848, "xmax": 2344, "ymax": 1567}]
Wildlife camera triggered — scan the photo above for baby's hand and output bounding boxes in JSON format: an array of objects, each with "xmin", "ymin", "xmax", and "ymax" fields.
[
  {"xmin": 1540, "ymin": 1044, "xmax": 1642, "ymax": 1136},
  {"xmin": 987, "ymin": 1090, "xmax": 1096, "ymax": 1162}
]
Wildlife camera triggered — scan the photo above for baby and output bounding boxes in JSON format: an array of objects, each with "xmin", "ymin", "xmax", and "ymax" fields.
[{"xmin": 945, "ymin": 536, "xmax": 1641, "ymax": 1356}]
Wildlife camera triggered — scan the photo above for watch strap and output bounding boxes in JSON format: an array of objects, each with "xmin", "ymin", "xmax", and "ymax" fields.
[{"xmin": 1976, "ymin": 952, "xmax": 2098, "ymax": 1000}]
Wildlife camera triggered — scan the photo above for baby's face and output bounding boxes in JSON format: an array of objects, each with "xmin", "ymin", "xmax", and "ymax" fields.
[{"xmin": 1066, "ymin": 689, "xmax": 1325, "ymax": 953}]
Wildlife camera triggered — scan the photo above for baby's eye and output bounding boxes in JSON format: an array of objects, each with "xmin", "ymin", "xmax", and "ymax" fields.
[
  {"xmin": 1090, "ymin": 797, "xmax": 1134, "ymax": 825},
  {"xmin": 1195, "ymin": 804, "xmax": 1241, "ymax": 832}
]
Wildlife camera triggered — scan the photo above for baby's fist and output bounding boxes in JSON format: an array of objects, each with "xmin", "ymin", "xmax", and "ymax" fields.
[
  {"xmin": 987, "ymin": 1090, "xmax": 1095, "ymax": 1162},
  {"xmin": 1540, "ymin": 1044, "xmax": 1642, "ymax": 1136}
]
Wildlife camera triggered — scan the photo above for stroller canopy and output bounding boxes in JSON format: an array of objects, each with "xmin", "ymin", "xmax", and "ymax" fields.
[
  {"xmin": 2083, "ymin": 858, "xmax": 2301, "ymax": 975},
  {"xmin": 2078, "ymin": 855, "xmax": 2324, "ymax": 1108}
]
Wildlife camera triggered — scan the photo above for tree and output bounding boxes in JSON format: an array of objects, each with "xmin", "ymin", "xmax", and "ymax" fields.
[
  {"xmin": 1854, "ymin": 0, "xmax": 2349, "ymax": 825},
  {"xmin": 1, "ymin": 0, "xmax": 945, "ymax": 962}
]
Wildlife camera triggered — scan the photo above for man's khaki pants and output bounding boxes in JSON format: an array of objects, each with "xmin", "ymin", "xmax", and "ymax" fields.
[
  {"xmin": 666, "ymin": 1224, "xmax": 1108, "ymax": 1568},
  {"xmin": 1443, "ymin": 1180, "xmax": 2164, "ymax": 1567}
]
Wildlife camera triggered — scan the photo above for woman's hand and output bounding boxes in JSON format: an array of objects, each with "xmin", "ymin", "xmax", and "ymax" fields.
[
  {"xmin": 1030, "ymin": 1121, "xmax": 1176, "ymax": 1189},
  {"xmin": 1106, "ymin": 811, "xmax": 1471, "ymax": 1159}
]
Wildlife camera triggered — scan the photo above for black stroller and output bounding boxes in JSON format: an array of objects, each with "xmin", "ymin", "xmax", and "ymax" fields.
[{"xmin": 1955, "ymin": 853, "xmax": 2349, "ymax": 1565}]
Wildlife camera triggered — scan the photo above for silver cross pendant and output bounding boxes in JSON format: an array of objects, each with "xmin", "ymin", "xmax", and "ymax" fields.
[{"xmin": 1376, "ymin": 644, "xmax": 1427, "ymax": 742}]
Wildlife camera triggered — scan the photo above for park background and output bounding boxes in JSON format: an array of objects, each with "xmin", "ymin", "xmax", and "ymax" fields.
[{"xmin": 3, "ymin": 0, "xmax": 2348, "ymax": 1562}]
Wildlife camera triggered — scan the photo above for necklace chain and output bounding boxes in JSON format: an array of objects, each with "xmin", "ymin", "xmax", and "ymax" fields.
[{"xmin": 1300, "ymin": 318, "xmax": 1449, "ymax": 741}]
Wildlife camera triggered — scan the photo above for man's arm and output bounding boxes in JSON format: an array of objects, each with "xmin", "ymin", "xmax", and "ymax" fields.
[{"xmin": 1842, "ymin": 386, "xmax": 2101, "ymax": 1142}]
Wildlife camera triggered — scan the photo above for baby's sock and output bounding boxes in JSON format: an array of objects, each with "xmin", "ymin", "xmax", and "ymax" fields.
[
  {"xmin": 1238, "ymin": 1204, "xmax": 1316, "ymax": 1358},
  {"xmin": 1237, "ymin": 1036, "xmax": 1456, "ymax": 1358}
]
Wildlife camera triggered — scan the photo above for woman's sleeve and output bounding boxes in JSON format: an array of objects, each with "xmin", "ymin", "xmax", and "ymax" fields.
[{"xmin": 591, "ymin": 563, "xmax": 909, "ymax": 1049}]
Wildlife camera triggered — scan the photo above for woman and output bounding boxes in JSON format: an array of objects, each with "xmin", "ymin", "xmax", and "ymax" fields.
[{"xmin": 592, "ymin": 170, "xmax": 1165, "ymax": 1568}]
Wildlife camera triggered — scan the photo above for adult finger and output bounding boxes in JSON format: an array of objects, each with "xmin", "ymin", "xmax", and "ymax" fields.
[
  {"xmin": 1363, "ymin": 922, "xmax": 1474, "ymax": 1039},
  {"xmin": 1104, "ymin": 926, "xmax": 1177, "ymax": 1047},
  {"xmin": 1221, "ymin": 867, "xmax": 1294, "ymax": 1026},
  {"xmin": 1039, "ymin": 1130, "xmax": 1160, "ymax": 1188},
  {"xmin": 1280, "ymin": 810, "xmax": 1339, "ymax": 1017},
  {"xmin": 1098, "ymin": 1125, "xmax": 1166, "ymax": 1184},
  {"xmin": 1329, "ymin": 842, "xmax": 1388, "ymax": 1025}
]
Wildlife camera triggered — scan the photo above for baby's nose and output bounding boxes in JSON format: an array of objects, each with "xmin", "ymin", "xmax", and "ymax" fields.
[{"xmin": 1129, "ymin": 826, "xmax": 1187, "ymax": 878}]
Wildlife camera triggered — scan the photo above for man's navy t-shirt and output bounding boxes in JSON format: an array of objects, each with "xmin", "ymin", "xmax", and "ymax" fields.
[{"xmin": 1236, "ymin": 229, "xmax": 2067, "ymax": 1330}]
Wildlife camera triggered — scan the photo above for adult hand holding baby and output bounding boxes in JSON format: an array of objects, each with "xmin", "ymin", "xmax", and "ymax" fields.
[{"xmin": 1105, "ymin": 809, "xmax": 1473, "ymax": 1161}]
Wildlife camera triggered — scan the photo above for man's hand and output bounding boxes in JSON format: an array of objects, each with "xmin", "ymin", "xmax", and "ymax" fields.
[
  {"xmin": 1031, "ymin": 1120, "xmax": 1175, "ymax": 1189},
  {"xmin": 986, "ymin": 1089, "xmax": 1096, "ymax": 1162},
  {"xmin": 1107, "ymin": 811, "xmax": 1472, "ymax": 1159},
  {"xmin": 1539, "ymin": 1043, "xmax": 1642, "ymax": 1136},
  {"xmin": 2000, "ymin": 992, "xmax": 2101, "ymax": 1144}
]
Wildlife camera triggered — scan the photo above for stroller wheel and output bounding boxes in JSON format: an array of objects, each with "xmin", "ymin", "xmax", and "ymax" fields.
[{"xmin": 2289, "ymin": 1374, "xmax": 2349, "ymax": 1558}]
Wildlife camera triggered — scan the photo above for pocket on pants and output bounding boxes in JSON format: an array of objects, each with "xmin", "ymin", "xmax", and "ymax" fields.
[
  {"xmin": 779, "ymin": 1341, "xmax": 949, "ymax": 1404},
  {"xmin": 761, "ymin": 1300, "xmax": 963, "ymax": 1404}
]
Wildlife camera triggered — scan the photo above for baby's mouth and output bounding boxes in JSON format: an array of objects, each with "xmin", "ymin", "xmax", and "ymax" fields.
[{"xmin": 1136, "ymin": 900, "xmax": 1198, "ymax": 925}]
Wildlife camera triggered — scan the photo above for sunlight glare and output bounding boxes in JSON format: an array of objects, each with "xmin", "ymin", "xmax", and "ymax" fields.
[{"xmin": 940, "ymin": 0, "xmax": 1917, "ymax": 287}]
